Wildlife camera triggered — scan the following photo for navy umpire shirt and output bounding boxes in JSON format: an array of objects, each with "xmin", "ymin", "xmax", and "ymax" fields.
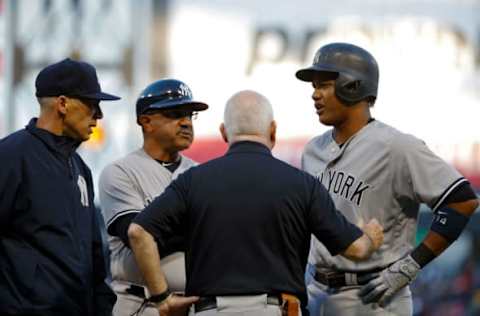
[{"xmin": 134, "ymin": 141, "xmax": 362, "ymax": 306}]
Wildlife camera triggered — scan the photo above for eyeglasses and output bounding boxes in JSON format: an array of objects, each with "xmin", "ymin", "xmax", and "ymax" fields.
[{"xmin": 144, "ymin": 109, "xmax": 198, "ymax": 120}]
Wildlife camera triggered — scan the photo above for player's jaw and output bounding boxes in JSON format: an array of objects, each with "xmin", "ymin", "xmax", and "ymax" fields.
[
  {"xmin": 314, "ymin": 101, "xmax": 335, "ymax": 125},
  {"xmin": 76, "ymin": 119, "xmax": 99, "ymax": 141},
  {"xmin": 314, "ymin": 102, "xmax": 325, "ymax": 116},
  {"xmin": 314, "ymin": 98, "xmax": 350, "ymax": 126},
  {"xmin": 85, "ymin": 122, "xmax": 97, "ymax": 140},
  {"xmin": 174, "ymin": 126, "xmax": 194, "ymax": 149},
  {"xmin": 63, "ymin": 107, "xmax": 101, "ymax": 142},
  {"xmin": 311, "ymin": 79, "xmax": 341, "ymax": 126},
  {"xmin": 177, "ymin": 126, "xmax": 193, "ymax": 139}
]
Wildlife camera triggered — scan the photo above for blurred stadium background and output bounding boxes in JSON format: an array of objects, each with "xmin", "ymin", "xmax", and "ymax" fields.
[{"xmin": 0, "ymin": 0, "xmax": 479, "ymax": 315}]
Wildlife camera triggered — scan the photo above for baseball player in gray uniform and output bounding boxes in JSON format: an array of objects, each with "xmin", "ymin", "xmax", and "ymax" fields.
[
  {"xmin": 99, "ymin": 79, "xmax": 208, "ymax": 316},
  {"xmin": 295, "ymin": 42, "xmax": 478, "ymax": 316}
]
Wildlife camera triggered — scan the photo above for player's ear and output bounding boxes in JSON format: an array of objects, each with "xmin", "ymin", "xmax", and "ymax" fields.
[
  {"xmin": 57, "ymin": 96, "xmax": 68, "ymax": 116},
  {"xmin": 269, "ymin": 120, "xmax": 277, "ymax": 148},
  {"xmin": 137, "ymin": 115, "xmax": 152, "ymax": 131},
  {"xmin": 219, "ymin": 123, "xmax": 228, "ymax": 143}
]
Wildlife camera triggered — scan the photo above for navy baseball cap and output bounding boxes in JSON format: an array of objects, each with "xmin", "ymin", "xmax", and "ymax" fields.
[{"xmin": 35, "ymin": 58, "xmax": 120, "ymax": 101}]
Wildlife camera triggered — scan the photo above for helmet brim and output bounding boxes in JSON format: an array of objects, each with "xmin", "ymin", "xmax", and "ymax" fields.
[
  {"xmin": 295, "ymin": 65, "xmax": 340, "ymax": 82},
  {"xmin": 147, "ymin": 99, "xmax": 209, "ymax": 112}
]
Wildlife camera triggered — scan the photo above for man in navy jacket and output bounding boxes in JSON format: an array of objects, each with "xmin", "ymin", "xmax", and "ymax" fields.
[{"xmin": 0, "ymin": 58, "xmax": 120, "ymax": 315}]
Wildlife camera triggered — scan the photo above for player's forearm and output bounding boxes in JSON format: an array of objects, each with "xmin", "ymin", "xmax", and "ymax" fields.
[
  {"xmin": 111, "ymin": 213, "xmax": 137, "ymax": 248},
  {"xmin": 448, "ymin": 199, "xmax": 479, "ymax": 217},
  {"xmin": 342, "ymin": 233, "xmax": 374, "ymax": 261},
  {"xmin": 412, "ymin": 198, "xmax": 478, "ymax": 267},
  {"xmin": 128, "ymin": 223, "xmax": 168, "ymax": 295},
  {"xmin": 342, "ymin": 218, "xmax": 383, "ymax": 261},
  {"xmin": 427, "ymin": 199, "xmax": 477, "ymax": 252}
]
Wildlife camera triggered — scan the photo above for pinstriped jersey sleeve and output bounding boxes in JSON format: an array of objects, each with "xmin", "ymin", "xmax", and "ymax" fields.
[
  {"xmin": 390, "ymin": 133, "xmax": 466, "ymax": 211},
  {"xmin": 98, "ymin": 163, "xmax": 145, "ymax": 231}
]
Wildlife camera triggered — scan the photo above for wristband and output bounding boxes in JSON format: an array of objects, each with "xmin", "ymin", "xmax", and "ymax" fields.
[
  {"xmin": 410, "ymin": 243, "xmax": 436, "ymax": 268},
  {"xmin": 149, "ymin": 289, "xmax": 171, "ymax": 304}
]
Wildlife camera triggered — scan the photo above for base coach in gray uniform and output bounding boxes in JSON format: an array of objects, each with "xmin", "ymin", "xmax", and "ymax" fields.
[
  {"xmin": 127, "ymin": 90, "xmax": 384, "ymax": 316},
  {"xmin": 296, "ymin": 42, "xmax": 479, "ymax": 316},
  {"xmin": 0, "ymin": 58, "xmax": 119, "ymax": 315},
  {"xmin": 99, "ymin": 79, "xmax": 208, "ymax": 316}
]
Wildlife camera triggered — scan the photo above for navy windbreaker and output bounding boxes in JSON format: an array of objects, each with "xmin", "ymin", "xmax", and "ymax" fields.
[{"xmin": 0, "ymin": 119, "xmax": 115, "ymax": 315}]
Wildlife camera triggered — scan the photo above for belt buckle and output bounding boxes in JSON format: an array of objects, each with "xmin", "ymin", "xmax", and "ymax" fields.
[
  {"xmin": 125, "ymin": 284, "xmax": 146, "ymax": 298},
  {"xmin": 326, "ymin": 272, "xmax": 345, "ymax": 288},
  {"xmin": 195, "ymin": 294, "xmax": 282, "ymax": 313},
  {"xmin": 194, "ymin": 296, "xmax": 217, "ymax": 313},
  {"xmin": 316, "ymin": 269, "xmax": 345, "ymax": 288}
]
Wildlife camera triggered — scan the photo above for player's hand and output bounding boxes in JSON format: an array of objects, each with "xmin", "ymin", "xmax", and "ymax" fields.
[
  {"xmin": 358, "ymin": 255, "xmax": 420, "ymax": 307},
  {"xmin": 362, "ymin": 218, "xmax": 384, "ymax": 251},
  {"xmin": 156, "ymin": 294, "xmax": 199, "ymax": 316}
]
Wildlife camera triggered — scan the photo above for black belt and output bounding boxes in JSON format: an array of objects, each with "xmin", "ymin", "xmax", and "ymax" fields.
[
  {"xmin": 194, "ymin": 294, "xmax": 281, "ymax": 313},
  {"xmin": 126, "ymin": 284, "xmax": 146, "ymax": 298},
  {"xmin": 314, "ymin": 268, "xmax": 383, "ymax": 289}
]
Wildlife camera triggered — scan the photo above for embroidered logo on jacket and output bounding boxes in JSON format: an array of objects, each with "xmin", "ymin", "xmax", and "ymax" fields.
[{"xmin": 77, "ymin": 175, "xmax": 89, "ymax": 207}]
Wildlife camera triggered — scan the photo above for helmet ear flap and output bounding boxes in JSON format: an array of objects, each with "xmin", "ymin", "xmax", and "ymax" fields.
[
  {"xmin": 335, "ymin": 73, "xmax": 363, "ymax": 106},
  {"xmin": 343, "ymin": 80, "xmax": 361, "ymax": 93}
]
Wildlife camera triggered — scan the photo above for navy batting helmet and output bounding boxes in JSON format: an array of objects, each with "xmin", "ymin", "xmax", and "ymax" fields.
[
  {"xmin": 296, "ymin": 43, "xmax": 379, "ymax": 105},
  {"xmin": 136, "ymin": 79, "xmax": 208, "ymax": 117}
]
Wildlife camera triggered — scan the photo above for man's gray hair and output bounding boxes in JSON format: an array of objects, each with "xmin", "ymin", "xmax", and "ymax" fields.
[{"xmin": 223, "ymin": 90, "xmax": 273, "ymax": 140}]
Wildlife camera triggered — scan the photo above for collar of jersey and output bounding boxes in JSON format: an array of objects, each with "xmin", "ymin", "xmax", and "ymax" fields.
[
  {"xmin": 226, "ymin": 140, "xmax": 272, "ymax": 156},
  {"xmin": 330, "ymin": 117, "xmax": 377, "ymax": 149},
  {"xmin": 26, "ymin": 118, "xmax": 80, "ymax": 158}
]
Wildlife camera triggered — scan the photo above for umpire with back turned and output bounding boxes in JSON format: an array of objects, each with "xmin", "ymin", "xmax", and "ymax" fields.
[
  {"xmin": 127, "ymin": 90, "xmax": 384, "ymax": 316},
  {"xmin": 0, "ymin": 58, "xmax": 119, "ymax": 315}
]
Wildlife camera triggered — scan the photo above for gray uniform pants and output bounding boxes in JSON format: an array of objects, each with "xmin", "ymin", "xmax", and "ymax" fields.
[
  {"xmin": 190, "ymin": 295, "xmax": 300, "ymax": 316},
  {"xmin": 111, "ymin": 281, "xmax": 157, "ymax": 316},
  {"xmin": 111, "ymin": 252, "xmax": 186, "ymax": 316},
  {"xmin": 305, "ymin": 264, "xmax": 413, "ymax": 316}
]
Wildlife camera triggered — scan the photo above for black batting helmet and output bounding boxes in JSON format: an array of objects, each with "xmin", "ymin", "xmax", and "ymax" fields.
[
  {"xmin": 136, "ymin": 79, "xmax": 208, "ymax": 117},
  {"xmin": 296, "ymin": 42, "xmax": 379, "ymax": 105}
]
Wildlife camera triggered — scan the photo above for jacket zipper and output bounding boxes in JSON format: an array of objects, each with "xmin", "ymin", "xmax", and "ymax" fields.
[{"xmin": 68, "ymin": 157, "xmax": 74, "ymax": 179}]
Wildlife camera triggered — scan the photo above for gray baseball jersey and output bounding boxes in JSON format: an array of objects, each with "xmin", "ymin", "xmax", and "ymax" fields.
[
  {"xmin": 302, "ymin": 120, "xmax": 466, "ymax": 272},
  {"xmin": 99, "ymin": 148, "xmax": 196, "ymax": 289}
]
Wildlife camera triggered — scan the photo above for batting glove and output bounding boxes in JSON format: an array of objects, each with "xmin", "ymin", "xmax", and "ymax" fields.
[{"xmin": 358, "ymin": 255, "xmax": 420, "ymax": 307}]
